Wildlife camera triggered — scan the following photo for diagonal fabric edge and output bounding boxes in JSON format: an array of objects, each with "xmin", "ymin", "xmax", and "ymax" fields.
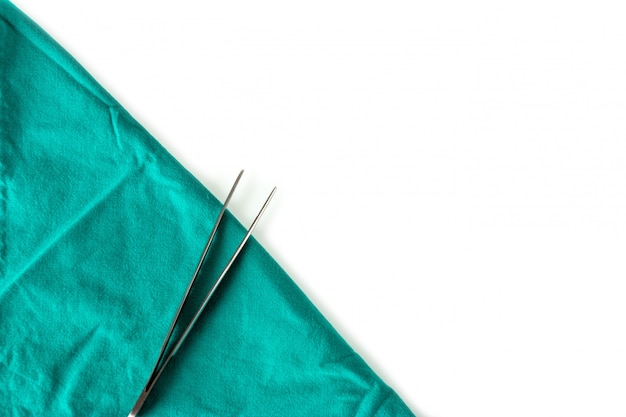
[{"xmin": 0, "ymin": 1, "xmax": 415, "ymax": 416}]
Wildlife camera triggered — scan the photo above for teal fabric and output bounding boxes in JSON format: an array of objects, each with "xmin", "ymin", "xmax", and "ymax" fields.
[{"xmin": 0, "ymin": 2, "xmax": 414, "ymax": 415}]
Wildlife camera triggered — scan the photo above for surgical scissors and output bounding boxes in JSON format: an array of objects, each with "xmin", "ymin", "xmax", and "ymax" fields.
[{"xmin": 128, "ymin": 170, "xmax": 276, "ymax": 416}]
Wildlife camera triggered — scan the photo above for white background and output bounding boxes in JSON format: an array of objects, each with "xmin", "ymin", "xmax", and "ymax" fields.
[{"xmin": 12, "ymin": 1, "xmax": 626, "ymax": 416}]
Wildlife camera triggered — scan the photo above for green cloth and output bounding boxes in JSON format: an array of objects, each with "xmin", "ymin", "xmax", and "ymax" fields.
[{"xmin": 0, "ymin": 2, "xmax": 414, "ymax": 415}]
